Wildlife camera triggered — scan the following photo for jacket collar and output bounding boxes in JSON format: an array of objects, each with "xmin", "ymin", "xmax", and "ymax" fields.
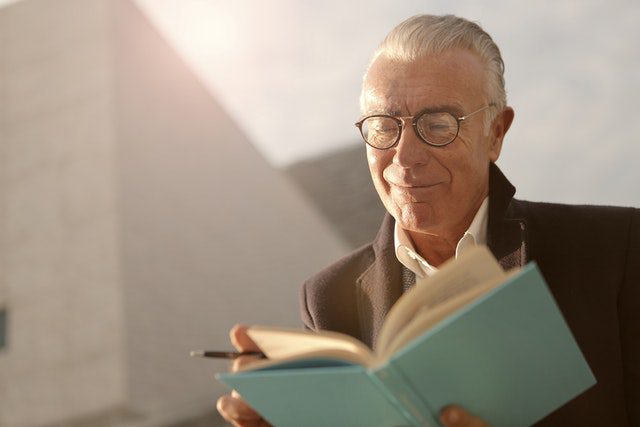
[
  {"xmin": 487, "ymin": 162, "xmax": 529, "ymax": 270},
  {"xmin": 355, "ymin": 213, "xmax": 405, "ymax": 348},
  {"xmin": 355, "ymin": 162, "xmax": 528, "ymax": 348}
]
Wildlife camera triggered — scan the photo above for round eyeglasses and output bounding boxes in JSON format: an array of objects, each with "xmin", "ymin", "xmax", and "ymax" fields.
[{"xmin": 355, "ymin": 104, "xmax": 495, "ymax": 149}]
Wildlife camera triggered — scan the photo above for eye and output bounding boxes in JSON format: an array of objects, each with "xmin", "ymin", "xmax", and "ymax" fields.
[
  {"xmin": 361, "ymin": 116, "xmax": 399, "ymax": 148},
  {"xmin": 374, "ymin": 124, "xmax": 396, "ymax": 134},
  {"xmin": 416, "ymin": 112, "xmax": 458, "ymax": 145},
  {"xmin": 427, "ymin": 122, "xmax": 454, "ymax": 132}
]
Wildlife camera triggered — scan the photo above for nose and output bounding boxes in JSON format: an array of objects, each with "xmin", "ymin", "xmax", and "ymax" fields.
[{"xmin": 393, "ymin": 120, "xmax": 430, "ymax": 168}]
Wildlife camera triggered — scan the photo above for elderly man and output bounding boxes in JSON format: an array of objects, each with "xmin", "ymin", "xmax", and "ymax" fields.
[{"xmin": 218, "ymin": 14, "xmax": 639, "ymax": 427}]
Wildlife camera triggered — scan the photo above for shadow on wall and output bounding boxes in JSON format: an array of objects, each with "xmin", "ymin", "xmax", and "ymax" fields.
[{"xmin": 284, "ymin": 144, "xmax": 388, "ymax": 249}]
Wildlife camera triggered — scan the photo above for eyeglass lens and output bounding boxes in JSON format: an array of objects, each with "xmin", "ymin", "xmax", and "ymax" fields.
[{"xmin": 361, "ymin": 112, "xmax": 458, "ymax": 148}]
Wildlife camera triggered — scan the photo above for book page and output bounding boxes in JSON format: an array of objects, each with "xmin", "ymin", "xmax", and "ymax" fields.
[
  {"xmin": 236, "ymin": 349, "xmax": 373, "ymax": 372},
  {"xmin": 376, "ymin": 246, "xmax": 505, "ymax": 354},
  {"xmin": 246, "ymin": 326, "xmax": 376, "ymax": 367},
  {"xmin": 381, "ymin": 269, "xmax": 519, "ymax": 358}
]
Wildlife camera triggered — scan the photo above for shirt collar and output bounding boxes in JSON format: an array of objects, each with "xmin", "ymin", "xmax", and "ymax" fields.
[{"xmin": 394, "ymin": 197, "xmax": 489, "ymax": 278}]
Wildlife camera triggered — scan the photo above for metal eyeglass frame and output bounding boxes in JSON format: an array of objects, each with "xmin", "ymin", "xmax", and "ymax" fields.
[{"xmin": 355, "ymin": 103, "xmax": 496, "ymax": 149}]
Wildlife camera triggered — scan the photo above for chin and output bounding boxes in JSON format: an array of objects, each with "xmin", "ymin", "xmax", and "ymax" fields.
[{"xmin": 394, "ymin": 203, "xmax": 439, "ymax": 234}]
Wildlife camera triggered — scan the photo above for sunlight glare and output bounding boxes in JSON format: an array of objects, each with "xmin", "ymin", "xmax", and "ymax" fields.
[{"xmin": 173, "ymin": 1, "xmax": 237, "ymax": 57}]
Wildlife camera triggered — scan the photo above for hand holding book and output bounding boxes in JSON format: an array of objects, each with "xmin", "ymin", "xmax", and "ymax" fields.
[
  {"xmin": 214, "ymin": 246, "xmax": 595, "ymax": 427},
  {"xmin": 215, "ymin": 325, "xmax": 272, "ymax": 427},
  {"xmin": 214, "ymin": 326, "xmax": 489, "ymax": 427}
]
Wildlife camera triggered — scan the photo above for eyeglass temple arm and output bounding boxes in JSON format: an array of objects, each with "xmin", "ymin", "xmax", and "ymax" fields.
[{"xmin": 459, "ymin": 103, "xmax": 496, "ymax": 121}]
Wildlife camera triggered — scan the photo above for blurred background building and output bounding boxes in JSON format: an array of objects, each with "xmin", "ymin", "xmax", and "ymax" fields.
[
  {"xmin": 0, "ymin": 0, "xmax": 350, "ymax": 425},
  {"xmin": 0, "ymin": 0, "xmax": 638, "ymax": 426}
]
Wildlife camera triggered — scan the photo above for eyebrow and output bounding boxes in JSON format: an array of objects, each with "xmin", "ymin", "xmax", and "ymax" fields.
[{"xmin": 369, "ymin": 103, "xmax": 466, "ymax": 117}]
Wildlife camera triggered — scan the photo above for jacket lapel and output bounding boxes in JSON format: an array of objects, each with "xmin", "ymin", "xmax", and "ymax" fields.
[
  {"xmin": 487, "ymin": 163, "xmax": 529, "ymax": 270},
  {"xmin": 354, "ymin": 214, "xmax": 405, "ymax": 349}
]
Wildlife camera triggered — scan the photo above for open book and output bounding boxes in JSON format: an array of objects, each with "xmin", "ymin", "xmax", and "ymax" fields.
[{"xmin": 217, "ymin": 246, "xmax": 596, "ymax": 427}]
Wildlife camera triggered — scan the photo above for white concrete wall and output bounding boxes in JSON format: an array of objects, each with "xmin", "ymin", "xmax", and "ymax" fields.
[
  {"xmin": 110, "ymin": 0, "xmax": 348, "ymax": 423},
  {"xmin": 0, "ymin": 0, "xmax": 128, "ymax": 426},
  {"xmin": 0, "ymin": 0, "xmax": 349, "ymax": 425}
]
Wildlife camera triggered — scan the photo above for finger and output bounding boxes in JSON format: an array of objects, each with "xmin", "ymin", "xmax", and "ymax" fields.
[
  {"xmin": 230, "ymin": 324, "xmax": 261, "ymax": 352},
  {"xmin": 232, "ymin": 355, "xmax": 261, "ymax": 372},
  {"xmin": 217, "ymin": 394, "xmax": 263, "ymax": 426},
  {"xmin": 440, "ymin": 405, "xmax": 489, "ymax": 427}
]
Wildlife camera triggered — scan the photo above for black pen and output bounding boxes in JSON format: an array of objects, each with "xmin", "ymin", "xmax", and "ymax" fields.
[{"xmin": 189, "ymin": 350, "xmax": 266, "ymax": 359}]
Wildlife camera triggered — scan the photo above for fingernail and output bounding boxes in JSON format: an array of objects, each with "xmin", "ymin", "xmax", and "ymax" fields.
[
  {"xmin": 447, "ymin": 408, "xmax": 460, "ymax": 424},
  {"xmin": 216, "ymin": 396, "xmax": 229, "ymax": 413}
]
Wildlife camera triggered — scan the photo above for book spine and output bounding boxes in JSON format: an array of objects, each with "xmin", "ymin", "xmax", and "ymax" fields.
[{"xmin": 369, "ymin": 363, "xmax": 439, "ymax": 427}]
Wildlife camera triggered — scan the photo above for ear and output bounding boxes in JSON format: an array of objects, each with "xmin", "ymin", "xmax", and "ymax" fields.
[{"xmin": 488, "ymin": 107, "xmax": 514, "ymax": 162}]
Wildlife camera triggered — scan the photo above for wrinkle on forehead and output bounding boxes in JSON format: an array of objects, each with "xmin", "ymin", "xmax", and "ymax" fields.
[
  {"xmin": 363, "ymin": 83, "xmax": 465, "ymax": 117},
  {"xmin": 361, "ymin": 50, "xmax": 487, "ymax": 116},
  {"xmin": 363, "ymin": 87, "xmax": 405, "ymax": 116}
]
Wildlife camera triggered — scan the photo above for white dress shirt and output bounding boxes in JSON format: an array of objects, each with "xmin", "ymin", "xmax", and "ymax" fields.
[{"xmin": 394, "ymin": 197, "xmax": 489, "ymax": 278}]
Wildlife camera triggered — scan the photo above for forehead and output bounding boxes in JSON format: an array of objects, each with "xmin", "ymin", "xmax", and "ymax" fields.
[{"xmin": 362, "ymin": 49, "xmax": 487, "ymax": 115}]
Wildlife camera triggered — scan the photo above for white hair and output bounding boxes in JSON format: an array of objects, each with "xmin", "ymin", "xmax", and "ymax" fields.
[{"xmin": 361, "ymin": 15, "xmax": 507, "ymax": 131}]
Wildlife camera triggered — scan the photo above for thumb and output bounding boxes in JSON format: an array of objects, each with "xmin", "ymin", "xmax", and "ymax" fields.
[
  {"xmin": 440, "ymin": 405, "xmax": 489, "ymax": 427},
  {"xmin": 230, "ymin": 324, "xmax": 261, "ymax": 352}
]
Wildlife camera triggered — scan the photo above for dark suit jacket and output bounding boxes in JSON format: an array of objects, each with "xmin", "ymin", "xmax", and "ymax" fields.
[{"xmin": 300, "ymin": 163, "xmax": 640, "ymax": 426}]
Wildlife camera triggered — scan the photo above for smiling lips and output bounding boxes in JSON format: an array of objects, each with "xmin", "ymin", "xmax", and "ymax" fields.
[
  {"xmin": 388, "ymin": 181, "xmax": 443, "ymax": 189},
  {"xmin": 385, "ymin": 173, "xmax": 445, "ymax": 189},
  {"xmin": 388, "ymin": 182, "xmax": 444, "ymax": 203},
  {"xmin": 382, "ymin": 166, "xmax": 448, "ymax": 201}
]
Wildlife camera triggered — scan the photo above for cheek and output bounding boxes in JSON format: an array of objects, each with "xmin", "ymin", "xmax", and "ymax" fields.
[
  {"xmin": 367, "ymin": 150, "xmax": 389, "ymax": 182},
  {"xmin": 447, "ymin": 136, "xmax": 488, "ymax": 174},
  {"xmin": 366, "ymin": 149, "xmax": 378, "ymax": 169},
  {"xmin": 458, "ymin": 133, "xmax": 491, "ymax": 162},
  {"xmin": 366, "ymin": 150, "xmax": 395, "ymax": 206}
]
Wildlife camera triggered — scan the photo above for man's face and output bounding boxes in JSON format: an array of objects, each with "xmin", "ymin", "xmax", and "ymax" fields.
[{"xmin": 362, "ymin": 49, "xmax": 503, "ymax": 238}]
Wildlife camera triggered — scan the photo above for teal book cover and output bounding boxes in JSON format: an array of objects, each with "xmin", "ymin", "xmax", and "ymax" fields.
[{"xmin": 217, "ymin": 263, "xmax": 596, "ymax": 427}]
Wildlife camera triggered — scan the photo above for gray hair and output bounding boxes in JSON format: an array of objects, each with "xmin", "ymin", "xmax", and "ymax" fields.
[{"xmin": 362, "ymin": 15, "xmax": 506, "ymax": 131}]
